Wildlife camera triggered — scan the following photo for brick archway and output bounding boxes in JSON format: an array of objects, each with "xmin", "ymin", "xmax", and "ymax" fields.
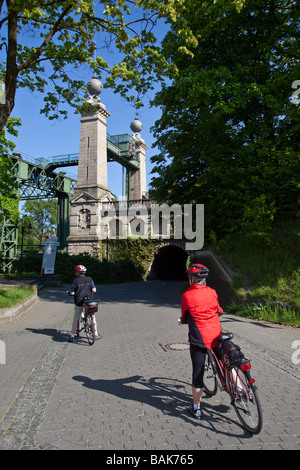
[{"xmin": 148, "ymin": 243, "xmax": 188, "ymax": 280}]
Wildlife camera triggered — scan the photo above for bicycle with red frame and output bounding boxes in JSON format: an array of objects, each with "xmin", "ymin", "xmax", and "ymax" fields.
[{"xmin": 203, "ymin": 332, "xmax": 263, "ymax": 434}]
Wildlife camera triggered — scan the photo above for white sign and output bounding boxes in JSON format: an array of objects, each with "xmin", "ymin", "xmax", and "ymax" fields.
[
  {"xmin": 41, "ymin": 236, "xmax": 60, "ymax": 275},
  {"xmin": 0, "ymin": 340, "xmax": 5, "ymax": 364}
]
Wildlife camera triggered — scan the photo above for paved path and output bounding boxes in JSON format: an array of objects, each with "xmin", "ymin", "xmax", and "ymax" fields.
[{"xmin": 0, "ymin": 281, "xmax": 299, "ymax": 451}]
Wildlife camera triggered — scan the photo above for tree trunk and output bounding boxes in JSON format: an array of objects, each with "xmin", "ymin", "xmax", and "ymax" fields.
[{"xmin": 0, "ymin": 0, "xmax": 18, "ymax": 131}]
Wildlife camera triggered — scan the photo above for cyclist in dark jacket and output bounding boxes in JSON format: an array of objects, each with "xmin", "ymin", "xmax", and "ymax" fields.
[
  {"xmin": 181, "ymin": 264, "xmax": 223, "ymax": 419},
  {"xmin": 68, "ymin": 265, "xmax": 98, "ymax": 342}
]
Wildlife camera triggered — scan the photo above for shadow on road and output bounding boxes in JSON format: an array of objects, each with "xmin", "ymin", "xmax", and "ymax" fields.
[
  {"xmin": 73, "ymin": 374, "xmax": 253, "ymax": 438},
  {"xmin": 38, "ymin": 280, "xmax": 187, "ymax": 308},
  {"xmin": 25, "ymin": 327, "xmax": 70, "ymax": 342}
]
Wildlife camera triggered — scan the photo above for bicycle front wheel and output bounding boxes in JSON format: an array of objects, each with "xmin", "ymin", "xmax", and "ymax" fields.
[
  {"xmin": 229, "ymin": 366, "xmax": 263, "ymax": 434},
  {"xmin": 85, "ymin": 316, "xmax": 95, "ymax": 345},
  {"xmin": 203, "ymin": 353, "xmax": 218, "ymax": 396}
]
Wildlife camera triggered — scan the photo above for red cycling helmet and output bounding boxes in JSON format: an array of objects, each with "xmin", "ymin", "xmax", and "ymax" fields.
[
  {"xmin": 75, "ymin": 265, "xmax": 87, "ymax": 274},
  {"xmin": 186, "ymin": 264, "xmax": 209, "ymax": 278}
]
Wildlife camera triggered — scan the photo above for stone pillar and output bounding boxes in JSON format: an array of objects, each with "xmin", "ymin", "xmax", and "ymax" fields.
[
  {"xmin": 67, "ymin": 78, "xmax": 112, "ymax": 256},
  {"xmin": 129, "ymin": 138, "xmax": 148, "ymax": 200},
  {"xmin": 74, "ymin": 104, "xmax": 111, "ymax": 200},
  {"xmin": 129, "ymin": 117, "xmax": 148, "ymax": 200}
]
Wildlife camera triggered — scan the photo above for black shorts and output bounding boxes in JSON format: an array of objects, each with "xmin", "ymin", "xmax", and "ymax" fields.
[{"xmin": 190, "ymin": 343, "xmax": 207, "ymax": 388}]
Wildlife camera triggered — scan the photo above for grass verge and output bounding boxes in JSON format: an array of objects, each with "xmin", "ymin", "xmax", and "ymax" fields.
[
  {"xmin": 214, "ymin": 218, "xmax": 300, "ymax": 327},
  {"xmin": 0, "ymin": 286, "xmax": 35, "ymax": 309}
]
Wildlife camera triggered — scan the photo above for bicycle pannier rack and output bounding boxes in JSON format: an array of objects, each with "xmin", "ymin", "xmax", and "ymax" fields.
[
  {"xmin": 83, "ymin": 300, "xmax": 98, "ymax": 314},
  {"xmin": 221, "ymin": 340, "xmax": 246, "ymax": 366}
]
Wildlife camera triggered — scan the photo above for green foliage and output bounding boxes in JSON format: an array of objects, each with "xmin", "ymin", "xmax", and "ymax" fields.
[
  {"xmin": 242, "ymin": 195, "xmax": 276, "ymax": 245},
  {"xmin": 10, "ymin": 253, "xmax": 42, "ymax": 275},
  {"xmin": 227, "ymin": 301, "xmax": 299, "ymax": 327},
  {"xmin": 0, "ymin": 286, "xmax": 35, "ymax": 308},
  {"xmin": 10, "ymin": 251, "xmax": 145, "ymax": 283},
  {"xmin": 0, "ymin": 0, "xmax": 208, "ymax": 129},
  {"xmin": 55, "ymin": 252, "xmax": 145, "ymax": 284},
  {"xmin": 150, "ymin": 0, "xmax": 300, "ymax": 240},
  {"xmin": 216, "ymin": 218, "xmax": 300, "ymax": 325},
  {"xmin": 21, "ymin": 199, "xmax": 58, "ymax": 244},
  {"xmin": 13, "ymin": 237, "xmax": 161, "ymax": 283},
  {"xmin": 0, "ymin": 118, "xmax": 22, "ymax": 221},
  {"xmin": 55, "ymin": 237, "xmax": 161, "ymax": 283},
  {"xmin": 107, "ymin": 237, "xmax": 158, "ymax": 275}
]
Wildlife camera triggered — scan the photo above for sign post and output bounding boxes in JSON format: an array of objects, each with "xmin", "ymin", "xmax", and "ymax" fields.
[{"xmin": 41, "ymin": 236, "xmax": 60, "ymax": 275}]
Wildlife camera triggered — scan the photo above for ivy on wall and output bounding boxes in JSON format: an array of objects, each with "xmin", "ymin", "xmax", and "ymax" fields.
[
  {"xmin": 105, "ymin": 237, "xmax": 160, "ymax": 277},
  {"xmin": 9, "ymin": 238, "xmax": 162, "ymax": 283}
]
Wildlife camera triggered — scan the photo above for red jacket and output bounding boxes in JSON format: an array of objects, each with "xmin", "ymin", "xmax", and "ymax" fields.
[{"xmin": 181, "ymin": 284, "xmax": 223, "ymax": 348}]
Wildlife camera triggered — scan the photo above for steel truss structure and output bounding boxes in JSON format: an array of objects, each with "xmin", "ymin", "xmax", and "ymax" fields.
[
  {"xmin": 0, "ymin": 153, "xmax": 76, "ymax": 272},
  {"xmin": 0, "ymin": 133, "xmax": 139, "ymax": 272}
]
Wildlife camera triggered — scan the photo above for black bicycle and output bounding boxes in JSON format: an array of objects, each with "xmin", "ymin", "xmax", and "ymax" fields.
[
  {"xmin": 203, "ymin": 332, "xmax": 263, "ymax": 434},
  {"xmin": 75, "ymin": 298, "xmax": 98, "ymax": 345}
]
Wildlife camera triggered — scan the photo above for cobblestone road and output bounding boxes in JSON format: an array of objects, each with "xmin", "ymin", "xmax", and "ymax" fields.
[{"xmin": 0, "ymin": 281, "xmax": 299, "ymax": 451}]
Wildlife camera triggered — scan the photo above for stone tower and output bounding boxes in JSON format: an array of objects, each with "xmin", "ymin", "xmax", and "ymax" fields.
[
  {"xmin": 67, "ymin": 78, "xmax": 149, "ymax": 256},
  {"xmin": 129, "ymin": 117, "xmax": 148, "ymax": 200},
  {"xmin": 67, "ymin": 78, "xmax": 112, "ymax": 256},
  {"xmin": 74, "ymin": 77, "xmax": 110, "ymax": 200}
]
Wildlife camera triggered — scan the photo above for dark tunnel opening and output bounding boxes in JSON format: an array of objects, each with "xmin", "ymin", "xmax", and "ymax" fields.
[
  {"xmin": 148, "ymin": 247, "xmax": 237, "ymax": 305},
  {"xmin": 149, "ymin": 245, "xmax": 188, "ymax": 280}
]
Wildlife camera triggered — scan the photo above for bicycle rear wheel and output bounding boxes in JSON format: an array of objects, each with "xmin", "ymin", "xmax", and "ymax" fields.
[
  {"xmin": 76, "ymin": 318, "xmax": 83, "ymax": 338},
  {"xmin": 229, "ymin": 366, "xmax": 263, "ymax": 434},
  {"xmin": 85, "ymin": 316, "xmax": 95, "ymax": 345},
  {"xmin": 203, "ymin": 353, "xmax": 217, "ymax": 396}
]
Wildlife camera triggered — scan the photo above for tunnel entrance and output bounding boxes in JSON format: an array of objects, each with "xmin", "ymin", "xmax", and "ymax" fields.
[{"xmin": 149, "ymin": 245, "xmax": 188, "ymax": 280}]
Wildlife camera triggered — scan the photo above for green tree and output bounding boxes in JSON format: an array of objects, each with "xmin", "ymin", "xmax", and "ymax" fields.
[
  {"xmin": 150, "ymin": 0, "xmax": 300, "ymax": 241},
  {"xmin": 22, "ymin": 198, "xmax": 58, "ymax": 244},
  {"xmin": 0, "ymin": 0, "xmax": 206, "ymax": 131},
  {"xmin": 0, "ymin": 117, "xmax": 21, "ymax": 221}
]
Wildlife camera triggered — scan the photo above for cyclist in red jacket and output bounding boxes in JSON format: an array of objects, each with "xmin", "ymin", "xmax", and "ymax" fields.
[{"xmin": 181, "ymin": 264, "xmax": 223, "ymax": 419}]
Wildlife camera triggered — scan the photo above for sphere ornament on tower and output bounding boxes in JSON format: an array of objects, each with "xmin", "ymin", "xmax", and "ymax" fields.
[
  {"xmin": 86, "ymin": 77, "xmax": 106, "ymax": 110},
  {"xmin": 130, "ymin": 116, "xmax": 145, "ymax": 147},
  {"xmin": 130, "ymin": 116, "xmax": 143, "ymax": 133},
  {"xmin": 87, "ymin": 77, "xmax": 103, "ymax": 96}
]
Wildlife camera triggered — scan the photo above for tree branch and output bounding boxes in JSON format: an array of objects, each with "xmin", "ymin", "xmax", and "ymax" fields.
[{"xmin": 17, "ymin": 3, "xmax": 73, "ymax": 73}]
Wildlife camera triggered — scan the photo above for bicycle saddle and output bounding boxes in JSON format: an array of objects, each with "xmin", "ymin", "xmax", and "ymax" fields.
[{"xmin": 218, "ymin": 332, "xmax": 234, "ymax": 342}]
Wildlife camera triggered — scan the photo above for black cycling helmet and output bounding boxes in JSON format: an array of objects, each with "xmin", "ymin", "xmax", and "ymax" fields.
[{"xmin": 186, "ymin": 264, "xmax": 209, "ymax": 279}]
